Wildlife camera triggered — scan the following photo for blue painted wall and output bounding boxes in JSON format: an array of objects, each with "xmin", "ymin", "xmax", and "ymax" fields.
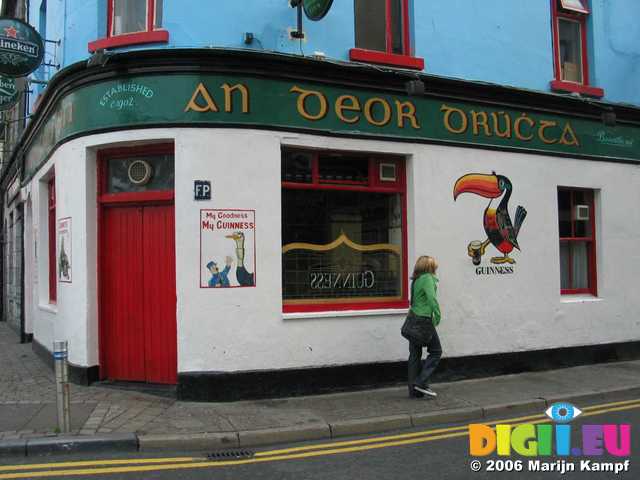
[{"xmin": 27, "ymin": 0, "xmax": 640, "ymax": 107}]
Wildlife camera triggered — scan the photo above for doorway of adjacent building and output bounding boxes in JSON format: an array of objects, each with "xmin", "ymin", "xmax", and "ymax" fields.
[{"xmin": 98, "ymin": 144, "xmax": 176, "ymax": 384}]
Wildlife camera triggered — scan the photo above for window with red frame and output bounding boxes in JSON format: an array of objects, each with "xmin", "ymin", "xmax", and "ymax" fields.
[
  {"xmin": 48, "ymin": 176, "xmax": 56, "ymax": 303},
  {"xmin": 551, "ymin": 0, "xmax": 603, "ymax": 97},
  {"xmin": 88, "ymin": 0, "xmax": 167, "ymax": 52},
  {"xmin": 350, "ymin": 0, "xmax": 424, "ymax": 70},
  {"xmin": 281, "ymin": 149, "xmax": 408, "ymax": 313},
  {"xmin": 558, "ymin": 188, "xmax": 597, "ymax": 295}
]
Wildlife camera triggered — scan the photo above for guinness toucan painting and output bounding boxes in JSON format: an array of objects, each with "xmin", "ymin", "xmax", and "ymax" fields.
[{"xmin": 453, "ymin": 172, "xmax": 527, "ymax": 265}]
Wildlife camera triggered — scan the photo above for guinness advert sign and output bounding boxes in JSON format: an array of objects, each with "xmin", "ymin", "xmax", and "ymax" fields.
[
  {"xmin": 0, "ymin": 74, "xmax": 18, "ymax": 109},
  {"xmin": 0, "ymin": 17, "xmax": 44, "ymax": 77}
]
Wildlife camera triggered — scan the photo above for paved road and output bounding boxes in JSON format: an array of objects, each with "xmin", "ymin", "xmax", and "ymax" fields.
[{"xmin": 1, "ymin": 397, "xmax": 636, "ymax": 479}]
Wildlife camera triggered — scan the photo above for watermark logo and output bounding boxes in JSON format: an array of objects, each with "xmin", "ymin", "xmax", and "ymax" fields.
[
  {"xmin": 545, "ymin": 402, "xmax": 582, "ymax": 423},
  {"xmin": 468, "ymin": 402, "xmax": 632, "ymax": 475}
]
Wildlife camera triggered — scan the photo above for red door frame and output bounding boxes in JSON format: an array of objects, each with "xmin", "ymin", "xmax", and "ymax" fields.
[
  {"xmin": 97, "ymin": 143, "xmax": 176, "ymax": 381},
  {"xmin": 47, "ymin": 175, "xmax": 57, "ymax": 304}
]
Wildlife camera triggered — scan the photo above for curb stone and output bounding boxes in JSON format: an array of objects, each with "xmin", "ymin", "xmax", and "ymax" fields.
[
  {"xmin": 329, "ymin": 415, "xmax": 412, "ymax": 438},
  {"xmin": 411, "ymin": 407, "xmax": 483, "ymax": 427},
  {"xmin": 0, "ymin": 439, "xmax": 26, "ymax": 457},
  {"xmin": 26, "ymin": 433, "xmax": 138, "ymax": 455},
  {"xmin": 544, "ymin": 385, "xmax": 640, "ymax": 407},
  {"xmin": 482, "ymin": 399, "xmax": 546, "ymax": 419},
  {"xmin": 139, "ymin": 432, "xmax": 239, "ymax": 452},
  {"xmin": 238, "ymin": 423, "xmax": 331, "ymax": 448}
]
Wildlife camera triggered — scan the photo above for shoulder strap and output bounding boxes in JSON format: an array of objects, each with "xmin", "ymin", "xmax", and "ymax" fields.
[{"xmin": 410, "ymin": 278, "xmax": 416, "ymax": 308}]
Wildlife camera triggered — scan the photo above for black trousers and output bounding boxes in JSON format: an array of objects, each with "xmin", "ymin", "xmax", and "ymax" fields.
[{"xmin": 407, "ymin": 321, "xmax": 442, "ymax": 396}]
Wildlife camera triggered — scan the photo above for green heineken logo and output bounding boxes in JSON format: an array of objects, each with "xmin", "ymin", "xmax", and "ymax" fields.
[
  {"xmin": 0, "ymin": 74, "xmax": 17, "ymax": 109},
  {"xmin": 0, "ymin": 17, "xmax": 44, "ymax": 77}
]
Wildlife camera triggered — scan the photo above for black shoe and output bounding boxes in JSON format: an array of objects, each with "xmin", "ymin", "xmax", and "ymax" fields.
[
  {"xmin": 414, "ymin": 385, "xmax": 437, "ymax": 397},
  {"xmin": 409, "ymin": 389, "xmax": 425, "ymax": 398}
]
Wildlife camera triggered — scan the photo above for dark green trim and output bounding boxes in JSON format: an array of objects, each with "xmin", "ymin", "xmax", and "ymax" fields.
[{"xmin": 5, "ymin": 49, "xmax": 640, "ymax": 187}]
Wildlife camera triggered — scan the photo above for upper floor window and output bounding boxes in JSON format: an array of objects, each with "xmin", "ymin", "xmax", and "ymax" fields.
[
  {"xmin": 350, "ymin": 0, "xmax": 424, "ymax": 70},
  {"xmin": 550, "ymin": 0, "xmax": 604, "ymax": 97},
  {"xmin": 88, "ymin": 0, "xmax": 168, "ymax": 53},
  {"xmin": 111, "ymin": 0, "xmax": 162, "ymax": 36}
]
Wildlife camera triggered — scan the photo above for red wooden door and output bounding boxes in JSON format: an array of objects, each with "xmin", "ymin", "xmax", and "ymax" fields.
[{"xmin": 101, "ymin": 204, "xmax": 177, "ymax": 384}]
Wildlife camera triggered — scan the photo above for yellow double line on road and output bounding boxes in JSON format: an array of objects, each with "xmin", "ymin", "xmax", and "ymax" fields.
[{"xmin": 1, "ymin": 398, "xmax": 638, "ymax": 479}]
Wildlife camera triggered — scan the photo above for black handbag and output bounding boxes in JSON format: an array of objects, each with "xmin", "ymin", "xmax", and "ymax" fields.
[{"xmin": 401, "ymin": 279, "xmax": 433, "ymax": 346}]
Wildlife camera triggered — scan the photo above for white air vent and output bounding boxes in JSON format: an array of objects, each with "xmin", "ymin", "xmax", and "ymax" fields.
[
  {"xmin": 379, "ymin": 163, "xmax": 397, "ymax": 182},
  {"xmin": 574, "ymin": 204, "xmax": 590, "ymax": 221},
  {"xmin": 128, "ymin": 160, "xmax": 153, "ymax": 185}
]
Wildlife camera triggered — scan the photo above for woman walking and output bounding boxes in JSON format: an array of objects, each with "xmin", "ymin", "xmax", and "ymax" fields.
[{"xmin": 407, "ymin": 255, "xmax": 442, "ymax": 398}]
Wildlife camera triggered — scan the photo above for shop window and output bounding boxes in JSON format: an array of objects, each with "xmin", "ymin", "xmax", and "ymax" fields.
[
  {"xmin": 350, "ymin": 0, "xmax": 424, "ymax": 70},
  {"xmin": 88, "ymin": 0, "xmax": 168, "ymax": 52},
  {"xmin": 558, "ymin": 188, "xmax": 597, "ymax": 295},
  {"xmin": 550, "ymin": 0, "xmax": 604, "ymax": 97},
  {"xmin": 48, "ymin": 176, "xmax": 56, "ymax": 304},
  {"xmin": 282, "ymin": 150, "xmax": 408, "ymax": 312}
]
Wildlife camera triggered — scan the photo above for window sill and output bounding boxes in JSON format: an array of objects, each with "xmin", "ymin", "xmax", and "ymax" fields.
[
  {"xmin": 283, "ymin": 307, "xmax": 408, "ymax": 320},
  {"xmin": 349, "ymin": 48, "xmax": 425, "ymax": 70},
  {"xmin": 38, "ymin": 303, "xmax": 58, "ymax": 314},
  {"xmin": 88, "ymin": 30, "xmax": 169, "ymax": 53},
  {"xmin": 560, "ymin": 294, "xmax": 601, "ymax": 304},
  {"xmin": 550, "ymin": 80, "xmax": 604, "ymax": 98}
]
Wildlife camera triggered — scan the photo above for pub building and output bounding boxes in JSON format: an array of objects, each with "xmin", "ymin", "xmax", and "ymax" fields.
[{"xmin": 5, "ymin": 47, "xmax": 640, "ymax": 399}]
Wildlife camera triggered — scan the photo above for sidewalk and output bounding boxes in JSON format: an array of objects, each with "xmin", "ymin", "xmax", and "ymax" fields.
[{"xmin": 1, "ymin": 321, "xmax": 639, "ymax": 455}]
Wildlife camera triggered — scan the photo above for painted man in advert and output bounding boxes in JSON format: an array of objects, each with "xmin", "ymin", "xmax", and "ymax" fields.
[{"xmin": 207, "ymin": 256, "xmax": 233, "ymax": 287}]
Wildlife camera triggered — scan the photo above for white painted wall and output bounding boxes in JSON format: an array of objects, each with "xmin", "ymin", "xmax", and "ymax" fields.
[{"xmin": 23, "ymin": 128, "xmax": 640, "ymax": 374}]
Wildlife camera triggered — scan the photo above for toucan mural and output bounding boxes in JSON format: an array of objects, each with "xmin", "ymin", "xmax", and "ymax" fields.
[{"xmin": 453, "ymin": 172, "xmax": 527, "ymax": 265}]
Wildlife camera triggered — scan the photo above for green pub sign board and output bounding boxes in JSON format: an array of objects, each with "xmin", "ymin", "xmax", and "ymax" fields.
[
  {"xmin": 0, "ymin": 74, "xmax": 18, "ymax": 109},
  {"xmin": 0, "ymin": 17, "xmax": 44, "ymax": 77},
  {"xmin": 303, "ymin": 0, "xmax": 334, "ymax": 20},
  {"xmin": 23, "ymin": 73, "xmax": 640, "ymax": 179}
]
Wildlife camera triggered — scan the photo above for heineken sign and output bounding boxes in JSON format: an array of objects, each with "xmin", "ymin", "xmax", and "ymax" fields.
[
  {"xmin": 0, "ymin": 17, "xmax": 44, "ymax": 77},
  {"xmin": 303, "ymin": 0, "xmax": 334, "ymax": 21},
  {"xmin": 0, "ymin": 75, "xmax": 18, "ymax": 109}
]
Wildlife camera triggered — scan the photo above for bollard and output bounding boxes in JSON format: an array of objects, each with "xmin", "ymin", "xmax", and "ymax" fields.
[{"xmin": 53, "ymin": 340, "xmax": 71, "ymax": 433}]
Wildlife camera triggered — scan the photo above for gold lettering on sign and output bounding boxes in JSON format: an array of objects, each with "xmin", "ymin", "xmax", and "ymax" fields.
[
  {"xmin": 364, "ymin": 98, "xmax": 392, "ymax": 127},
  {"xmin": 514, "ymin": 113, "xmax": 535, "ymax": 141},
  {"xmin": 560, "ymin": 123, "xmax": 580, "ymax": 146},
  {"xmin": 441, "ymin": 104, "xmax": 468, "ymax": 134},
  {"xmin": 290, "ymin": 86, "xmax": 328, "ymax": 121},
  {"xmin": 184, "ymin": 82, "xmax": 219, "ymax": 112},
  {"xmin": 491, "ymin": 112, "xmax": 512, "ymax": 139},
  {"xmin": 471, "ymin": 110, "xmax": 492, "ymax": 137},
  {"xmin": 221, "ymin": 83, "xmax": 250, "ymax": 113},
  {"xmin": 395, "ymin": 100, "xmax": 420, "ymax": 129},
  {"xmin": 335, "ymin": 95, "xmax": 361, "ymax": 124},
  {"xmin": 538, "ymin": 120, "xmax": 558, "ymax": 144}
]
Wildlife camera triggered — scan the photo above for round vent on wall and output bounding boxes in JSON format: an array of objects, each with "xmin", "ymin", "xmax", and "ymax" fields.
[{"xmin": 128, "ymin": 160, "xmax": 153, "ymax": 185}]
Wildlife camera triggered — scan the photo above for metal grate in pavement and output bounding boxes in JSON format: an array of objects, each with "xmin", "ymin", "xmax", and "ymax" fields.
[{"xmin": 207, "ymin": 450, "xmax": 255, "ymax": 461}]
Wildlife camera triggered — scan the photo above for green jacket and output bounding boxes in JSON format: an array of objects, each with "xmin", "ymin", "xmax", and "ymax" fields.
[{"xmin": 410, "ymin": 273, "xmax": 441, "ymax": 326}]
